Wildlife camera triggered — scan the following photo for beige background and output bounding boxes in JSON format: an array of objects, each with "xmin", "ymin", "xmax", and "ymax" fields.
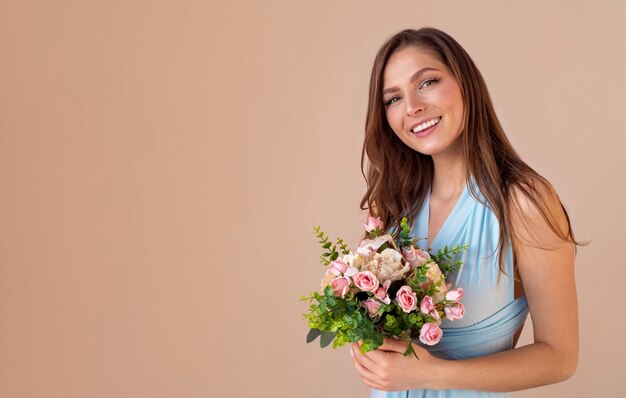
[{"xmin": 1, "ymin": 1, "xmax": 624, "ymax": 397}]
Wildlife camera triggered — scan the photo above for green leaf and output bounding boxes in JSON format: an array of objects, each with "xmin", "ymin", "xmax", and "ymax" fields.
[
  {"xmin": 323, "ymin": 242, "xmax": 332, "ymax": 249},
  {"xmin": 320, "ymin": 330, "xmax": 337, "ymax": 348},
  {"xmin": 402, "ymin": 341, "xmax": 420, "ymax": 359},
  {"xmin": 306, "ymin": 328, "xmax": 322, "ymax": 343}
]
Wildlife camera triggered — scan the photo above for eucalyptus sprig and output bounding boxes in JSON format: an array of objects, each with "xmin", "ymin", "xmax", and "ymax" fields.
[
  {"xmin": 336, "ymin": 238, "xmax": 350, "ymax": 256},
  {"xmin": 432, "ymin": 243, "xmax": 469, "ymax": 273},
  {"xmin": 314, "ymin": 226, "xmax": 339, "ymax": 265},
  {"xmin": 398, "ymin": 217, "xmax": 413, "ymax": 249},
  {"xmin": 397, "ymin": 216, "xmax": 428, "ymax": 251}
]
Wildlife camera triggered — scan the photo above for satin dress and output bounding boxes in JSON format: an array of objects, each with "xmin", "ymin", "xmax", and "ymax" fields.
[{"xmin": 370, "ymin": 175, "xmax": 529, "ymax": 398}]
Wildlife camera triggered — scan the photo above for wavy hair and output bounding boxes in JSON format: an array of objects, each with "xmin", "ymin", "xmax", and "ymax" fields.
[{"xmin": 360, "ymin": 27, "xmax": 587, "ymax": 277}]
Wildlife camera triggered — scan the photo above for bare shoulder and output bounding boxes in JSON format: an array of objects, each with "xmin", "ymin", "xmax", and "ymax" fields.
[{"xmin": 507, "ymin": 176, "xmax": 571, "ymax": 249}]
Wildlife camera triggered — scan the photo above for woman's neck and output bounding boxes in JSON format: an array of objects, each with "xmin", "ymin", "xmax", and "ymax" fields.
[{"xmin": 430, "ymin": 145, "xmax": 466, "ymax": 201}]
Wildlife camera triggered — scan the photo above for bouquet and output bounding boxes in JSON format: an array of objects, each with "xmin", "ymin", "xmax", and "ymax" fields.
[{"xmin": 301, "ymin": 216, "xmax": 468, "ymax": 358}]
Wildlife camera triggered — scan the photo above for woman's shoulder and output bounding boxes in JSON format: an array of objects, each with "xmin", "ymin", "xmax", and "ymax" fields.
[
  {"xmin": 506, "ymin": 176, "xmax": 571, "ymax": 245},
  {"xmin": 507, "ymin": 175, "xmax": 557, "ymax": 208}
]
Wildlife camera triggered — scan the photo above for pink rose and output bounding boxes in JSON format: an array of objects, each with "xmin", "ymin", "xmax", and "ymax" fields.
[
  {"xmin": 373, "ymin": 280, "xmax": 391, "ymax": 304},
  {"xmin": 444, "ymin": 302, "xmax": 465, "ymax": 321},
  {"xmin": 362, "ymin": 298, "xmax": 382, "ymax": 318},
  {"xmin": 419, "ymin": 322, "xmax": 443, "ymax": 346},
  {"xmin": 396, "ymin": 285, "xmax": 418, "ymax": 313},
  {"xmin": 420, "ymin": 296, "xmax": 440, "ymax": 322},
  {"xmin": 353, "ymin": 271, "xmax": 379, "ymax": 292},
  {"xmin": 402, "ymin": 246, "xmax": 431, "ymax": 271},
  {"xmin": 431, "ymin": 307, "xmax": 441, "ymax": 323},
  {"xmin": 445, "ymin": 288, "xmax": 464, "ymax": 303},
  {"xmin": 420, "ymin": 296, "xmax": 435, "ymax": 315},
  {"xmin": 328, "ymin": 260, "xmax": 348, "ymax": 275},
  {"xmin": 330, "ymin": 277, "xmax": 350, "ymax": 298},
  {"xmin": 362, "ymin": 216, "xmax": 384, "ymax": 233}
]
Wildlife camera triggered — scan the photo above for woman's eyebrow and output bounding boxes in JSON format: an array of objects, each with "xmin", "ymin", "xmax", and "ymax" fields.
[{"xmin": 382, "ymin": 67, "xmax": 440, "ymax": 95}]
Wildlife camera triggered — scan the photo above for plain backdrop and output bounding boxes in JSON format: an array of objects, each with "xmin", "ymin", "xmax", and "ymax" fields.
[{"xmin": 1, "ymin": 1, "xmax": 624, "ymax": 397}]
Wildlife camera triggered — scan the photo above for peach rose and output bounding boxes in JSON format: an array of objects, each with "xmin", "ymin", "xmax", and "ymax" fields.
[{"xmin": 320, "ymin": 271, "xmax": 336, "ymax": 288}]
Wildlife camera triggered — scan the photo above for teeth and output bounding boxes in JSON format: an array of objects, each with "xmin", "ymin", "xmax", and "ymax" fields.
[{"xmin": 412, "ymin": 117, "xmax": 441, "ymax": 133}]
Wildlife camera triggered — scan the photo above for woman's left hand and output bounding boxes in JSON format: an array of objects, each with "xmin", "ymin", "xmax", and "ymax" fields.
[{"xmin": 351, "ymin": 338, "xmax": 440, "ymax": 392}]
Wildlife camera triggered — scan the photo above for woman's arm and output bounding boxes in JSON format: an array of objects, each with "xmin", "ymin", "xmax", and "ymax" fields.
[{"xmin": 352, "ymin": 181, "xmax": 579, "ymax": 392}]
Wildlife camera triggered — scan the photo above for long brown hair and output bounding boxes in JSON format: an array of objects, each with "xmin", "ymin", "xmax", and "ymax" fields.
[{"xmin": 360, "ymin": 27, "xmax": 587, "ymax": 276}]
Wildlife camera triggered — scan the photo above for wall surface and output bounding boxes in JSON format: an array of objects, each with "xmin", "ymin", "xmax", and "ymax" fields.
[{"xmin": 1, "ymin": 1, "xmax": 624, "ymax": 397}]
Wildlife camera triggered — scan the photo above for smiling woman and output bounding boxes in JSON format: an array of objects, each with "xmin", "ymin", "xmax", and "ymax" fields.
[
  {"xmin": 354, "ymin": 27, "xmax": 587, "ymax": 398},
  {"xmin": 382, "ymin": 48, "xmax": 464, "ymax": 158}
]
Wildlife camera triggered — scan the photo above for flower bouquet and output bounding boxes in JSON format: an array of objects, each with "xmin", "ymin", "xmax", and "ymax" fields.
[{"xmin": 301, "ymin": 216, "xmax": 468, "ymax": 358}]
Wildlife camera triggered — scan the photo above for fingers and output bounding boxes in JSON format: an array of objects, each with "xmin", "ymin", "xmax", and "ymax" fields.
[
  {"xmin": 352, "ymin": 343, "xmax": 381, "ymax": 371},
  {"xmin": 351, "ymin": 346, "xmax": 385, "ymax": 390}
]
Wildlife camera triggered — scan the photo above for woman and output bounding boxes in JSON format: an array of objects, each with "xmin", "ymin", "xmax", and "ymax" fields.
[{"xmin": 351, "ymin": 27, "xmax": 585, "ymax": 397}]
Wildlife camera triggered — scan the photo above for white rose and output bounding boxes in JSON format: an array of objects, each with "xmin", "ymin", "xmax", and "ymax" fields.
[
  {"xmin": 366, "ymin": 248, "xmax": 410, "ymax": 283},
  {"xmin": 380, "ymin": 247, "xmax": 403, "ymax": 266},
  {"xmin": 341, "ymin": 251, "xmax": 366, "ymax": 271}
]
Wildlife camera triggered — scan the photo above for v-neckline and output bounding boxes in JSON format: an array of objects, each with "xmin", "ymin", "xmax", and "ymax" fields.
[{"xmin": 426, "ymin": 181, "xmax": 469, "ymax": 249}]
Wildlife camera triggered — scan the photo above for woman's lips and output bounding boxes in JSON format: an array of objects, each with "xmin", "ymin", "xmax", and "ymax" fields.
[{"xmin": 412, "ymin": 117, "xmax": 441, "ymax": 138}]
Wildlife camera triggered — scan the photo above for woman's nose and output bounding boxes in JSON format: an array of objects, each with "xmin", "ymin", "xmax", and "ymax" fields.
[{"xmin": 405, "ymin": 93, "xmax": 425, "ymax": 115}]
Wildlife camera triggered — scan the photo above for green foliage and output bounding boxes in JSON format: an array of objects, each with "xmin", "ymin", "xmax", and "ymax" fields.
[
  {"xmin": 320, "ymin": 331, "xmax": 337, "ymax": 348},
  {"xmin": 314, "ymin": 226, "xmax": 351, "ymax": 265},
  {"xmin": 306, "ymin": 328, "xmax": 321, "ymax": 343},
  {"xmin": 314, "ymin": 226, "xmax": 338, "ymax": 265},
  {"xmin": 432, "ymin": 243, "xmax": 469, "ymax": 273},
  {"xmin": 301, "ymin": 279, "xmax": 434, "ymax": 357},
  {"xmin": 336, "ymin": 238, "xmax": 350, "ymax": 255},
  {"xmin": 305, "ymin": 223, "xmax": 468, "ymax": 358},
  {"xmin": 398, "ymin": 217, "xmax": 413, "ymax": 249}
]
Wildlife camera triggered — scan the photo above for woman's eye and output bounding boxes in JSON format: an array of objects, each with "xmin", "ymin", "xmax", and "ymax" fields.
[
  {"xmin": 420, "ymin": 78, "xmax": 439, "ymax": 89},
  {"xmin": 384, "ymin": 78, "xmax": 439, "ymax": 106},
  {"xmin": 384, "ymin": 97, "xmax": 400, "ymax": 106}
]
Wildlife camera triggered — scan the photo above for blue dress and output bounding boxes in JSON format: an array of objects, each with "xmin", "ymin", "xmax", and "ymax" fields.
[{"xmin": 370, "ymin": 175, "xmax": 529, "ymax": 398}]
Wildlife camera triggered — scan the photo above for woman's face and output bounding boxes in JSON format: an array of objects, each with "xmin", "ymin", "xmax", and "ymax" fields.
[{"xmin": 381, "ymin": 46, "xmax": 465, "ymax": 158}]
